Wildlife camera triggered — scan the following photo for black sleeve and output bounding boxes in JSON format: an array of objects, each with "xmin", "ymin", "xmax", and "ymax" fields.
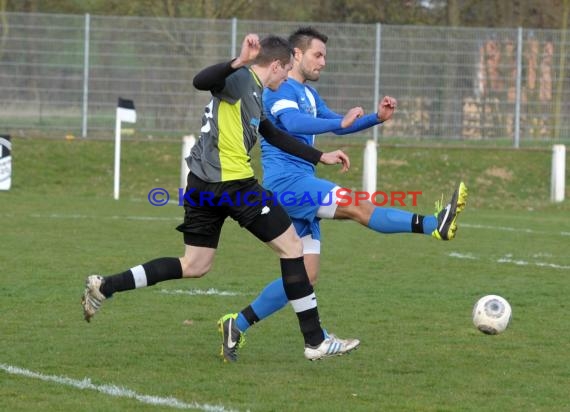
[
  {"xmin": 259, "ymin": 119, "xmax": 323, "ymax": 165},
  {"xmin": 192, "ymin": 60, "xmax": 237, "ymax": 92}
]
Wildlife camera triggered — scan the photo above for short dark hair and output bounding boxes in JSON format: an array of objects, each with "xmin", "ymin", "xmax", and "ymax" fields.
[
  {"xmin": 288, "ymin": 27, "xmax": 328, "ymax": 52},
  {"xmin": 253, "ymin": 35, "xmax": 293, "ymax": 67}
]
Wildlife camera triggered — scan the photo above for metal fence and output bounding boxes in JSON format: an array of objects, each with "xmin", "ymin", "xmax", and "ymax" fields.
[{"xmin": 0, "ymin": 12, "xmax": 569, "ymax": 146}]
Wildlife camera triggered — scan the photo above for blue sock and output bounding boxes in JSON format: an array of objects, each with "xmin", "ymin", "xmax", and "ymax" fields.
[
  {"xmin": 422, "ymin": 215, "xmax": 437, "ymax": 234},
  {"xmin": 367, "ymin": 207, "xmax": 436, "ymax": 235},
  {"xmin": 236, "ymin": 278, "xmax": 288, "ymax": 332}
]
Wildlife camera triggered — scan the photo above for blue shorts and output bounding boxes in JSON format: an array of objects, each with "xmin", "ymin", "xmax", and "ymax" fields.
[
  {"xmin": 263, "ymin": 173, "xmax": 336, "ymax": 241},
  {"xmin": 292, "ymin": 217, "xmax": 321, "ymax": 242}
]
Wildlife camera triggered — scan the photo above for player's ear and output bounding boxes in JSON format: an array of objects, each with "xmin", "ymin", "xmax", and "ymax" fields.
[
  {"xmin": 293, "ymin": 47, "xmax": 303, "ymax": 59},
  {"xmin": 271, "ymin": 60, "xmax": 280, "ymax": 73}
]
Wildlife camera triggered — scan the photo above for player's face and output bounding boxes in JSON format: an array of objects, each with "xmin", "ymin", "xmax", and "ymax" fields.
[
  {"xmin": 299, "ymin": 39, "xmax": 326, "ymax": 82},
  {"xmin": 266, "ymin": 57, "xmax": 293, "ymax": 91}
]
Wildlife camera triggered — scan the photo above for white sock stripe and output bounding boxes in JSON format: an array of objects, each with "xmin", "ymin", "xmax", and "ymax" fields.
[
  {"xmin": 289, "ymin": 293, "xmax": 317, "ymax": 313},
  {"xmin": 131, "ymin": 265, "xmax": 147, "ymax": 288}
]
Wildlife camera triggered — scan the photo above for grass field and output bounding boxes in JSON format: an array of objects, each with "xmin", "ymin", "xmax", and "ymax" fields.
[{"xmin": 1, "ymin": 137, "xmax": 569, "ymax": 411}]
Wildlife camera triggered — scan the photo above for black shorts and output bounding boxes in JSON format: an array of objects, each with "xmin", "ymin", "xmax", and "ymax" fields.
[{"xmin": 176, "ymin": 173, "xmax": 292, "ymax": 248}]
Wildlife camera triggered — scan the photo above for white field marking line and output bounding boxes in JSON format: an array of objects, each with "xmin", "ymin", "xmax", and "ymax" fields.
[
  {"xmin": 462, "ymin": 222, "xmax": 569, "ymax": 237},
  {"xmin": 0, "ymin": 364, "xmax": 238, "ymax": 412},
  {"xmin": 159, "ymin": 288, "xmax": 244, "ymax": 297},
  {"xmin": 497, "ymin": 254, "xmax": 570, "ymax": 270},
  {"xmin": 448, "ymin": 252, "xmax": 477, "ymax": 260},
  {"xmin": 449, "ymin": 252, "xmax": 570, "ymax": 270}
]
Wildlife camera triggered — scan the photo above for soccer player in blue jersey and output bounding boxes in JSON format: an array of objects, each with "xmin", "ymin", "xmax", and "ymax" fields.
[
  {"xmin": 81, "ymin": 33, "xmax": 360, "ymax": 362},
  {"xmin": 218, "ymin": 27, "xmax": 468, "ymax": 362}
]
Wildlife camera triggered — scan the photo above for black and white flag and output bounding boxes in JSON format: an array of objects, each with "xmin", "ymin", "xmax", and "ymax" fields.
[
  {"xmin": 117, "ymin": 98, "xmax": 136, "ymax": 123},
  {"xmin": 114, "ymin": 98, "xmax": 136, "ymax": 200},
  {"xmin": 0, "ymin": 135, "xmax": 11, "ymax": 191}
]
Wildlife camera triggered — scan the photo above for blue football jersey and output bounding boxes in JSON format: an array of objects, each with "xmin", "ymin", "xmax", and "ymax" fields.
[{"xmin": 261, "ymin": 78, "xmax": 331, "ymax": 180}]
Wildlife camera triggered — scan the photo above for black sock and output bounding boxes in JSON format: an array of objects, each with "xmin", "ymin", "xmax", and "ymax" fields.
[
  {"xmin": 280, "ymin": 257, "xmax": 324, "ymax": 346},
  {"xmin": 411, "ymin": 214, "xmax": 425, "ymax": 234},
  {"xmin": 240, "ymin": 305, "xmax": 260, "ymax": 327},
  {"xmin": 100, "ymin": 257, "xmax": 182, "ymax": 298}
]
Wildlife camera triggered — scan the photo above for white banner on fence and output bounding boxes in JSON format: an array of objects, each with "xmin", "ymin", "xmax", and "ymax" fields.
[{"xmin": 0, "ymin": 135, "xmax": 12, "ymax": 191}]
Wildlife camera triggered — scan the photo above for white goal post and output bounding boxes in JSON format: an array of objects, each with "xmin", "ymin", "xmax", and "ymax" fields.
[
  {"xmin": 362, "ymin": 140, "xmax": 377, "ymax": 193},
  {"xmin": 551, "ymin": 144, "xmax": 566, "ymax": 203}
]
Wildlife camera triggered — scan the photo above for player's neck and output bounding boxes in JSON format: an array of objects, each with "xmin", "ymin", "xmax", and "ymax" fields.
[
  {"xmin": 288, "ymin": 69, "xmax": 306, "ymax": 84},
  {"xmin": 250, "ymin": 65, "xmax": 267, "ymax": 87}
]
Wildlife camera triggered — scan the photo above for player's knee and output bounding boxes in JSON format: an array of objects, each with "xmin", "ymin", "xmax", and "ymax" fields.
[
  {"xmin": 268, "ymin": 225, "xmax": 304, "ymax": 258},
  {"xmin": 277, "ymin": 231, "xmax": 304, "ymax": 258},
  {"xmin": 180, "ymin": 256, "xmax": 211, "ymax": 278},
  {"xmin": 347, "ymin": 203, "xmax": 374, "ymax": 225},
  {"xmin": 282, "ymin": 235, "xmax": 304, "ymax": 258}
]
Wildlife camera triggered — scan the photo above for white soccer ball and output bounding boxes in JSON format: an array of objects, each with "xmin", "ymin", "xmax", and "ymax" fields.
[{"xmin": 472, "ymin": 295, "xmax": 512, "ymax": 335}]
